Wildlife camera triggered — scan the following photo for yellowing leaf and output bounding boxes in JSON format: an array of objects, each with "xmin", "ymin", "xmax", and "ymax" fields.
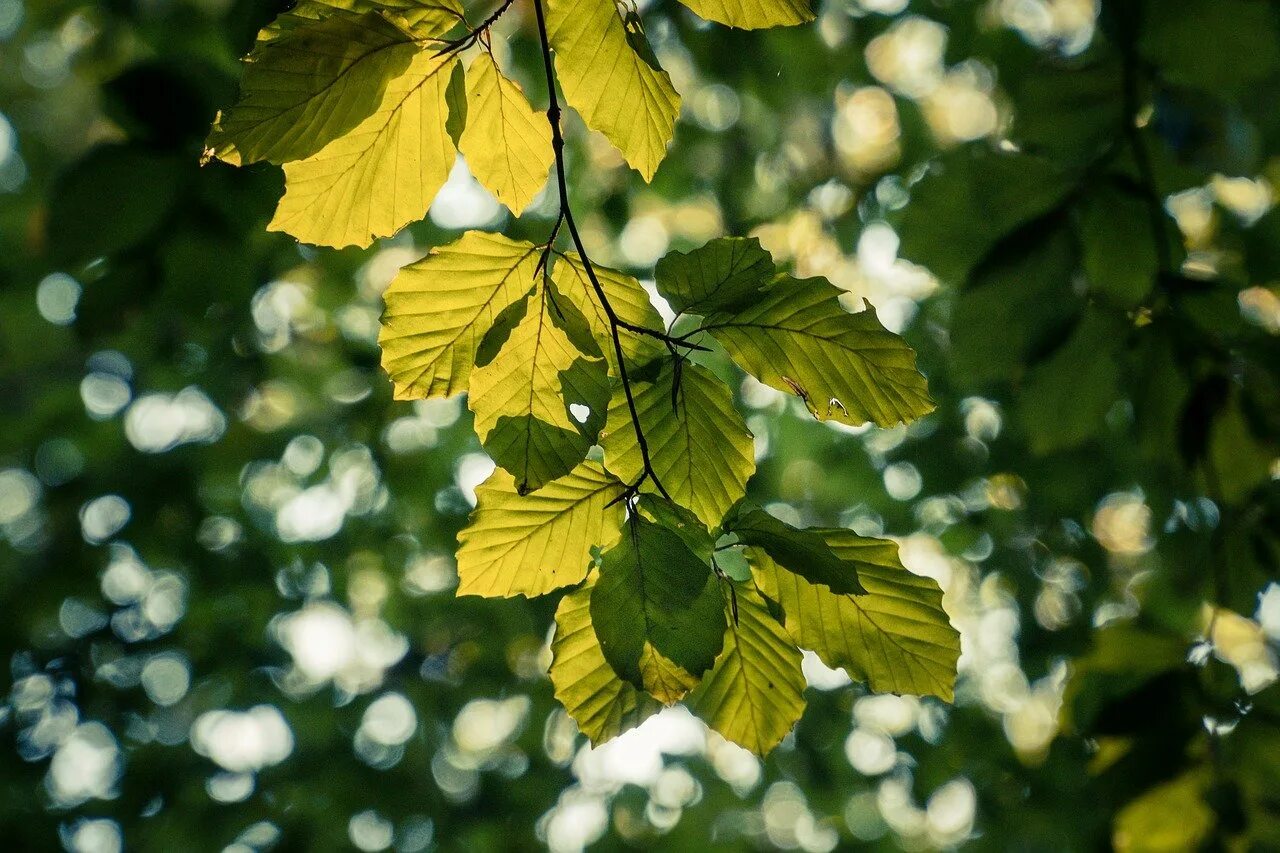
[
  {"xmin": 675, "ymin": 0, "xmax": 813, "ymax": 30},
  {"xmin": 261, "ymin": 0, "xmax": 464, "ymax": 42},
  {"xmin": 1113, "ymin": 771, "xmax": 1214, "ymax": 853},
  {"xmin": 753, "ymin": 529, "xmax": 958, "ymax": 701},
  {"xmin": 380, "ymin": 231, "xmax": 539, "ymax": 400},
  {"xmin": 551, "ymin": 252, "xmax": 665, "ymax": 372},
  {"xmin": 456, "ymin": 461, "xmax": 626, "ymax": 598},
  {"xmin": 688, "ymin": 581, "xmax": 806, "ymax": 756},
  {"xmin": 459, "ymin": 52, "xmax": 554, "ymax": 216},
  {"xmin": 467, "ymin": 279, "xmax": 610, "ymax": 493},
  {"xmin": 703, "ymin": 275, "xmax": 934, "ymax": 427},
  {"xmin": 601, "ymin": 361, "xmax": 755, "ymax": 529},
  {"xmin": 267, "ymin": 48, "xmax": 459, "ymax": 248},
  {"xmin": 546, "ymin": 0, "xmax": 680, "ymax": 180},
  {"xmin": 550, "ymin": 576, "xmax": 663, "ymax": 744},
  {"xmin": 207, "ymin": 12, "xmax": 420, "ymax": 166},
  {"xmin": 591, "ymin": 518, "xmax": 725, "ymax": 703}
]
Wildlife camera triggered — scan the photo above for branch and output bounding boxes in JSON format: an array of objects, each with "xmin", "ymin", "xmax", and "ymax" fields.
[
  {"xmin": 531, "ymin": 0, "xmax": 672, "ymax": 502},
  {"xmin": 434, "ymin": 0, "xmax": 516, "ymax": 56}
]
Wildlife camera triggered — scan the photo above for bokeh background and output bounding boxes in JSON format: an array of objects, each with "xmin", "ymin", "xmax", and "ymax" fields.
[{"xmin": 2, "ymin": 0, "xmax": 1280, "ymax": 850}]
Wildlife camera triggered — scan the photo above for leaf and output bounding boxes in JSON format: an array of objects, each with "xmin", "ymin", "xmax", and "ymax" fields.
[
  {"xmin": 702, "ymin": 275, "xmax": 933, "ymax": 427},
  {"xmin": 267, "ymin": 48, "xmax": 459, "ymax": 247},
  {"xmin": 550, "ymin": 576, "xmax": 664, "ymax": 744},
  {"xmin": 458, "ymin": 52, "xmax": 554, "ymax": 216},
  {"xmin": 1140, "ymin": 0, "xmax": 1280, "ymax": 94},
  {"xmin": 380, "ymin": 231, "xmax": 540, "ymax": 400},
  {"xmin": 546, "ymin": 0, "xmax": 680, "ymax": 181},
  {"xmin": 601, "ymin": 361, "xmax": 755, "ymax": 529},
  {"xmin": 722, "ymin": 503, "xmax": 865, "ymax": 595},
  {"xmin": 206, "ymin": 12, "xmax": 420, "ymax": 166},
  {"xmin": 456, "ymin": 461, "xmax": 626, "ymax": 598},
  {"xmin": 467, "ymin": 278, "xmax": 610, "ymax": 493},
  {"xmin": 674, "ymin": 0, "xmax": 813, "ymax": 30},
  {"xmin": 653, "ymin": 236, "xmax": 775, "ymax": 316},
  {"xmin": 1078, "ymin": 184, "xmax": 1158, "ymax": 309},
  {"xmin": 1113, "ymin": 771, "xmax": 1214, "ymax": 853},
  {"xmin": 590, "ymin": 518, "xmax": 726, "ymax": 703},
  {"xmin": 551, "ymin": 252, "xmax": 666, "ymax": 371},
  {"xmin": 688, "ymin": 581, "xmax": 806, "ymax": 756},
  {"xmin": 752, "ymin": 528, "xmax": 958, "ymax": 701},
  {"xmin": 260, "ymin": 0, "xmax": 464, "ymax": 42}
]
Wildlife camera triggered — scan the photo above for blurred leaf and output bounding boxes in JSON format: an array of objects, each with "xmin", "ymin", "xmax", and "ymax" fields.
[
  {"xmin": 1113, "ymin": 771, "xmax": 1214, "ymax": 853},
  {"xmin": 1140, "ymin": 0, "xmax": 1280, "ymax": 94},
  {"xmin": 1078, "ymin": 183, "xmax": 1158, "ymax": 308}
]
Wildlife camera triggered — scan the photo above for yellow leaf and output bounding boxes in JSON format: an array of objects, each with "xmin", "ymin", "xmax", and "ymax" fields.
[
  {"xmin": 601, "ymin": 361, "xmax": 755, "ymax": 529},
  {"xmin": 260, "ymin": 0, "xmax": 464, "ymax": 42},
  {"xmin": 675, "ymin": 0, "xmax": 813, "ymax": 30},
  {"xmin": 380, "ymin": 231, "xmax": 539, "ymax": 400},
  {"xmin": 208, "ymin": 11, "xmax": 420, "ymax": 166},
  {"xmin": 546, "ymin": 0, "xmax": 680, "ymax": 180},
  {"xmin": 467, "ymin": 278, "xmax": 610, "ymax": 493},
  {"xmin": 1113, "ymin": 772, "xmax": 1214, "ymax": 853},
  {"xmin": 267, "ymin": 48, "xmax": 459, "ymax": 248},
  {"xmin": 550, "ymin": 576, "xmax": 663, "ymax": 743},
  {"xmin": 551, "ymin": 252, "xmax": 666, "ymax": 372},
  {"xmin": 456, "ymin": 460, "xmax": 626, "ymax": 598},
  {"xmin": 753, "ymin": 529, "xmax": 959, "ymax": 701},
  {"xmin": 459, "ymin": 52, "xmax": 554, "ymax": 216},
  {"xmin": 689, "ymin": 582, "xmax": 806, "ymax": 756}
]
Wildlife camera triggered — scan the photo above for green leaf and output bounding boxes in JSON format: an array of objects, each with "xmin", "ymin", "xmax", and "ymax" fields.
[
  {"xmin": 550, "ymin": 575, "xmax": 663, "ymax": 744},
  {"xmin": 546, "ymin": 0, "xmax": 680, "ymax": 181},
  {"xmin": 635, "ymin": 494, "xmax": 716, "ymax": 564},
  {"xmin": 702, "ymin": 275, "xmax": 933, "ymax": 427},
  {"xmin": 458, "ymin": 52, "xmax": 554, "ymax": 216},
  {"xmin": 674, "ymin": 0, "xmax": 813, "ymax": 30},
  {"xmin": 1113, "ymin": 771, "xmax": 1214, "ymax": 853},
  {"xmin": 688, "ymin": 581, "xmax": 806, "ymax": 756},
  {"xmin": 259, "ymin": 0, "xmax": 464, "ymax": 42},
  {"xmin": 752, "ymin": 528, "xmax": 958, "ymax": 701},
  {"xmin": 206, "ymin": 12, "xmax": 420, "ymax": 166},
  {"xmin": 468, "ymin": 278, "xmax": 610, "ymax": 493},
  {"xmin": 600, "ymin": 361, "xmax": 755, "ymax": 529},
  {"xmin": 551, "ymin": 252, "xmax": 666, "ymax": 371},
  {"xmin": 896, "ymin": 147, "xmax": 1075, "ymax": 285},
  {"xmin": 653, "ymin": 236, "xmax": 775, "ymax": 316},
  {"xmin": 267, "ymin": 48, "xmax": 459, "ymax": 247},
  {"xmin": 1078, "ymin": 184, "xmax": 1158, "ymax": 309},
  {"xmin": 380, "ymin": 231, "xmax": 539, "ymax": 400},
  {"xmin": 590, "ymin": 517, "xmax": 726, "ymax": 703},
  {"xmin": 1140, "ymin": 0, "xmax": 1280, "ymax": 94},
  {"xmin": 722, "ymin": 503, "xmax": 865, "ymax": 595},
  {"xmin": 456, "ymin": 460, "xmax": 626, "ymax": 598}
]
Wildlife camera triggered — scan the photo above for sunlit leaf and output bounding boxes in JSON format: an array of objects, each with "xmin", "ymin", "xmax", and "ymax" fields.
[
  {"xmin": 601, "ymin": 361, "xmax": 755, "ymax": 529},
  {"xmin": 688, "ymin": 581, "xmax": 806, "ymax": 756},
  {"xmin": 653, "ymin": 236, "xmax": 775, "ymax": 316},
  {"xmin": 551, "ymin": 252, "xmax": 666, "ymax": 371},
  {"xmin": 459, "ymin": 52, "xmax": 554, "ymax": 216},
  {"xmin": 753, "ymin": 528, "xmax": 958, "ymax": 700},
  {"xmin": 206, "ymin": 12, "xmax": 419, "ymax": 166},
  {"xmin": 456, "ymin": 461, "xmax": 625, "ymax": 598},
  {"xmin": 723, "ymin": 503, "xmax": 865, "ymax": 595},
  {"xmin": 380, "ymin": 231, "xmax": 539, "ymax": 400},
  {"xmin": 468, "ymin": 278, "xmax": 609, "ymax": 493},
  {"xmin": 546, "ymin": 0, "xmax": 680, "ymax": 181},
  {"xmin": 675, "ymin": 0, "xmax": 812, "ymax": 30},
  {"xmin": 702, "ymin": 275, "xmax": 933, "ymax": 427},
  {"xmin": 260, "ymin": 0, "xmax": 464, "ymax": 41},
  {"xmin": 550, "ymin": 575, "xmax": 663, "ymax": 744},
  {"xmin": 266, "ymin": 48, "xmax": 459, "ymax": 247},
  {"xmin": 1113, "ymin": 771, "xmax": 1214, "ymax": 853},
  {"xmin": 591, "ymin": 517, "xmax": 725, "ymax": 703}
]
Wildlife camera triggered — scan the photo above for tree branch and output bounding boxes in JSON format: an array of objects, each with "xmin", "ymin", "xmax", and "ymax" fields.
[
  {"xmin": 531, "ymin": 0, "xmax": 672, "ymax": 501},
  {"xmin": 434, "ymin": 0, "xmax": 516, "ymax": 56}
]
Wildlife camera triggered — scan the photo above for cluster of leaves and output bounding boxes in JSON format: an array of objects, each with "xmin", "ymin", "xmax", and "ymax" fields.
[{"xmin": 208, "ymin": 0, "xmax": 960, "ymax": 755}]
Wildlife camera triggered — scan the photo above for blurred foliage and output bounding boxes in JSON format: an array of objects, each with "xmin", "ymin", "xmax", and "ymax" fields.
[{"xmin": 1, "ymin": 0, "xmax": 1279, "ymax": 851}]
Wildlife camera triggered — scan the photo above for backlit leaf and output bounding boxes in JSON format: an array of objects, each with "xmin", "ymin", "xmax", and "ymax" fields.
[
  {"xmin": 260, "ymin": 0, "xmax": 464, "ymax": 42},
  {"xmin": 675, "ymin": 0, "xmax": 812, "ymax": 30},
  {"xmin": 467, "ymin": 278, "xmax": 610, "ymax": 493},
  {"xmin": 702, "ymin": 275, "xmax": 933, "ymax": 427},
  {"xmin": 380, "ymin": 231, "xmax": 539, "ymax": 400},
  {"xmin": 753, "ymin": 528, "xmax": 958, "ymax": 700},
  {"xmin": 267, "ymin": 48, "xmax": 459, "ymax": 247},
  {"xmin": 723, "ymin": 503, "xmax": 865, "ymax": 595},
  {"xmin": 459, "ymin": 52, "xmax": 554, "ymax": 216},
  {"xmin": 653, "ymin": 236, "xmax": 775, "ymax": 316},
  {"xmin": 551, "ymin": 252, "xmax": 666, "ymax": 371},
  {"xmin": 550, "ymin": 576, "xmax": 664, "ymax": 744},
  {"xmin": 591, "ymin": 517, "xmax": 725, "ymax": 703},
  {"xmin": 688, "ymin": 581, "xmax": 806, "ymax": 756},
  {"xmin": 456, "ymin": 461, "xmax": 625, "ymax": 598},
  {"xmin": 207, "ymin": 12, "xmax": 419, "ymax": 166},
  {"xmin": 546, "ymin": 0, "xmax": 680, "ymax": 181},
  {"xmin": 601, "ymin": 361, "xmax": 755, "ymax": 529}
]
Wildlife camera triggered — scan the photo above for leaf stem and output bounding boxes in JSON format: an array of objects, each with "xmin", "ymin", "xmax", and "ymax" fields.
[
  {"xmin": 531, "ymin": 0, "xmax": 672, "ymax": 501},
  {"xmin": 435, "ymin": 0, "xmax": 517, "ymax": 55}
]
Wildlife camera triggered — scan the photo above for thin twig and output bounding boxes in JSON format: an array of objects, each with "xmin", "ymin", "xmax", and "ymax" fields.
[
  {"xmin": 434, "ymin": 0, "xmax": 517, "ymax": 56},
  {"xmin": 531, "ymin": 0, "xmax": 673, "ymax": 500}
]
